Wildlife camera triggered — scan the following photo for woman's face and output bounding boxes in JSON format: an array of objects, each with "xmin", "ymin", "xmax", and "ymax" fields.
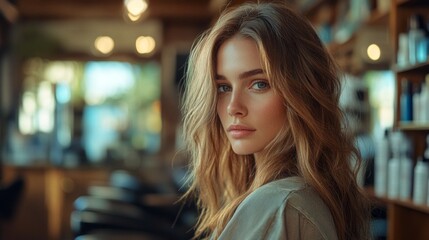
[{"xmin": 216, "ymin": 36, "xmax": 287, "ymax": 156}]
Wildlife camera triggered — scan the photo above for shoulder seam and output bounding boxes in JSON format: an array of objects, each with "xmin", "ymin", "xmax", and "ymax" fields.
[{"xmin": 287, "ymin": 198, "xmax": 329, "ymax": 240}]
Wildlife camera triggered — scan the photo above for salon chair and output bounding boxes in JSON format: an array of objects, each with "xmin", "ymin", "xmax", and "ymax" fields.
[
  {"xmin": 0, "ymin": 176, "xmax": 25, "ymax": 220},
  {"xmin": 71, "ymin": 168, "xmax": 196, "ymax": 240}
]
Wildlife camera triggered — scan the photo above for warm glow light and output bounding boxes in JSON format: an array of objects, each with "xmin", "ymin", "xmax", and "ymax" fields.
[
  {"xmin": 19, "ymin": 108, "xmax": 35, "ymax": 134},
  {"xmin": 125, "ymin": 0, "xmax": 148, "ymax": 16},
  {"xmin": 37, "ymin": 81, "xmax": 55, "ymax": 110},
  {"xmin": 37, "ymin": 109, "xmax": 54, "ymax": 133},
  {"xmin": 127, "ymin": 12, "xmax": 141, "ymax": 22},
  {"xmin": 44, "ymin": 62, "xmax": 75, "ymax": 84},
  {"xmin": 23, "ymin": 92, "xmax": 37, "ymax": 114},
  {"xmin": 145, "ymin": 101, "xmax": 162, "ymax": 132},
  {"xmin": 367, "ymin": 44, "xmax": 381, "ymax": 61},
  {"xmin": 136, "ymin": 36, "xmax": 156, "ymax": 54},
  {"xmin": 94, "ymin": 36, "xmax": 115, "ymax": 55}
]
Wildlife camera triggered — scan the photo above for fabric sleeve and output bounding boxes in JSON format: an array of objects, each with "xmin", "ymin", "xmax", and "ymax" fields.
[
  {"xmin": 215, "ymin": 192, "xmax": 327, "ymax": 240},
  {"xmin": 284, "ymin": 203, "xmax": 327, "ymax": 240}
]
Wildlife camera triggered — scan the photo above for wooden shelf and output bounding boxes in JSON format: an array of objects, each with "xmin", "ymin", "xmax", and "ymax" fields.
[
  {"xmin": 365, "ymin": 9, "xmax": 389, "ymax": 26},
  {"xmin": 397, "ymin": 0, "xmax": 429, "ymax": 8},
  {"xmin": 391, "ymin": 198, "xmax": 429, "ymax": 214},
  {"xmin": 397, "ymin": 123, "xmax": 429, "ymax": 131},
  {"xmin": 366, "ymin": 187, "xmax": 429, "ymax": 215},
  {"xmin": 395, "ymin": 61, "xmax": 429, "ymax": 74}
]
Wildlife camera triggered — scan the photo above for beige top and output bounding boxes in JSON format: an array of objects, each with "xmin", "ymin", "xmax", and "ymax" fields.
[{"xmin": 212, "ymin": 176, "xmax": 338, "ymax": 240}]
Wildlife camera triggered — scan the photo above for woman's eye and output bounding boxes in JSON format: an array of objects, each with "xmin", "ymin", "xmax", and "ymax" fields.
[
  {"xmin": 217, "ymin": 84, "xmax": 231, "ymax": 93},
  {"xmin": 251, "ymin": 81, "xmax": 269, "ymax": 90}
]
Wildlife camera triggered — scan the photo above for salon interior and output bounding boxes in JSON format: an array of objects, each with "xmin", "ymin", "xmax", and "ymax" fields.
[{"xmin": 0, "ymin": 0, "xmax": 428, "ymax": 239}]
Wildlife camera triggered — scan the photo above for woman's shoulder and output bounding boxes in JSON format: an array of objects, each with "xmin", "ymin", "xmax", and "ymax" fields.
[
  {"xmin": 239, "ymin": 176, "xmax": 307, "ymax": 208},
  {"xmin": 218, "ymin": 176, "xmax": 338, "ymax": 240}
]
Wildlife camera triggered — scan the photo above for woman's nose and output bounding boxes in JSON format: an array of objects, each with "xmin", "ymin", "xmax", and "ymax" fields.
[{"xmin": 227, "ymin": 92, "xmax": 247, "ymax": 117}]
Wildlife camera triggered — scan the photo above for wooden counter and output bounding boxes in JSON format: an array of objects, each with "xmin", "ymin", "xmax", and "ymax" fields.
[{"xmin": 1, "ymin": 164, "xmax": 109, "ymax": 240}]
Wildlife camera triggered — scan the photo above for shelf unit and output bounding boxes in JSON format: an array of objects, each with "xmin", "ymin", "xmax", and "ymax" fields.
[
  {"xmin": 303, "ymin": 0, "xmax": 429, "ymax": 239},
  {"xmin": 392, "ymin": 0, "xmax": 429, "ymax": 152},
  {"xmin": 386, "ymin": 0, "xmax": 429, "ymax": 239}
]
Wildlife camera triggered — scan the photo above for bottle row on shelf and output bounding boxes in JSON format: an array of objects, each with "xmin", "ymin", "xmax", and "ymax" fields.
[
  {"xmin": 374, "ymin": 130, "xmax": 429, "ymax": 206},
  {"xmin": 397, "ymin": 14, "xmax": 429, "ymax": 68},
  {"xmin": 400, "ymin": 74, "xmax": 429, "ymax": 124}
]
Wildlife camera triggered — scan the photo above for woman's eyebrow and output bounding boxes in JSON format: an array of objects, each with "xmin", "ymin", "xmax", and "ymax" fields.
[
  {"xmin": 238, "ymin": 69, "xmax": 264, "ymax": 79},
  {"xmin": 215, "ymin": 68, "xmax": 264, "ymax": 81},
  {"xmin": 215, "ymin": 74, "xmax": 226, "ymax": 81}
]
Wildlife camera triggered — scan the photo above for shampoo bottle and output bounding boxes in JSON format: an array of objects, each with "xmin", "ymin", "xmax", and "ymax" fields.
[
  {"xmin": 399, "ymin": 149, "xmax": 413, "ymax": 200},
  {"xmin": 375, "ymin": 129, "xmax": 390, "ymax": 197},
  {"xmin": 397, "ymin": 33, "xmax": 409, "ymax": 67},
  {"xmin": 413, "ymin": 156, "xmax": 428, "ymax": 205},
  {"xmin": 388, "ymin": 132, "xmax": 402, "ymax": 199}
]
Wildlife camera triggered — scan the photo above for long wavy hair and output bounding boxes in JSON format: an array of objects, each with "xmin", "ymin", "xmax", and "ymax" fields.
[{"xmin": 181, "ymin": 2, "xmax": 370, "ymax": 240}]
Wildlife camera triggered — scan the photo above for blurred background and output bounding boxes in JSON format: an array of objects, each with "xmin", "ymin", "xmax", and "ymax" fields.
[{"xmin": 1, "ymin": 0, "xmax": 427, "ymax": 239}]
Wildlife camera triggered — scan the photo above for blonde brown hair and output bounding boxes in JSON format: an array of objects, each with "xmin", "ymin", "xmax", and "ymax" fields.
[{"xmin": 181, "ymin": 2, "xmax": 370, "ymax": 240}]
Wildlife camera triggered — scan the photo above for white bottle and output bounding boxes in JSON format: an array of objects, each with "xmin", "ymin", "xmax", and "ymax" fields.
[
  {"xmin": 388, "ymin": 157, "xmax": 400, "ymax": 199},
  {"xmin": 408, "ymin": 14, "xmax": 425, "ymax": 65},
  {"xmin": 398, "ymin": 33, "xmax": 409, "ymax": 67},
  {"xmin": 388, "ymin": 132, "xmax": 403, "ymax": 199},
  {"xmin": 399, "ymin": 151, "xmax": 413, "ymax": 200},
  {"xmin": 375, "ymin": 129, "xmax": 390, "ymax": 197},
  {"xmin": 413, "ymin": 157, "xmax": 428, "ymax": 205}
]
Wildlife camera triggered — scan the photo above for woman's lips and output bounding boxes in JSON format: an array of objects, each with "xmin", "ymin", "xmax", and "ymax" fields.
[{"xmin": 227, "ymin": 125, "xmax": 255, "ymax": 138}]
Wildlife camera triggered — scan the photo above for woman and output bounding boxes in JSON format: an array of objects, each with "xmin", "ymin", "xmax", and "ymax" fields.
[{"xmin": 181, "ymin": 2, "xmax": 370, "ymax": 240}]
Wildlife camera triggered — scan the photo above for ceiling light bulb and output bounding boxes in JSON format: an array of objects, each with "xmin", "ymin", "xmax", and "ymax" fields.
[
  {"xmin": 127, "ymin": 12, "xmax": 141, "ymax": 22},
  {"xmin": 367, "ymin": 44, "xmax": 381, "ymax": 61},
  {"xmin": 94, "ymin": 36, "xmax": 114, "ymax": 55},
  {"xmin": 136, "ymin": 36, "xmax": 156, "ymax": 54},
  {"xmin": 125, "ymin": 0, "xmax": 148, "ymax": 16}
]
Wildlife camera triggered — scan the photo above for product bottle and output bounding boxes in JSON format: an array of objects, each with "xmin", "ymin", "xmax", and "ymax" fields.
[
  {"xmin": 400, "ymin": 79, "xmax": 413, "ymax": 122},
  {"xmin": 408, "ymin": 14, "xmax": 425, "ymax": 65},
  {"xmin": 417, "ymin": 16, "xmax": 429, "ymax": 63},
  {"xmin": 399, "ymin": 149, "xmax": 413, "ymax": 200},
  {"xmin": 388, "ymin": 132, "xmax": 402, "ymax": 199},
  {"xmin": 388, "ymin": 156, "xmax": 400, "ymax": 199},
  {"xmin": 413, "ymin": 156, "xmax": 428, "ymax": 205},
  {"xmin": 375, "ymin": 129, "xmax": 390, "ymax": 197},
  {"xmin": 397, "ymin": 33, "xmax": 409, "ymax": 67}
]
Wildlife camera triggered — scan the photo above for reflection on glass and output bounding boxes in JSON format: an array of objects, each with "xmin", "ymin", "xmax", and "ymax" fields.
[
  {"xmin": 6, "ymin": 58, "xmax": 161, "ymax": 166},
  {"xmin": 84, "ymin": 61, "xmax": 135, "ymax": 105},
  {"xmin": 82, "ymin": 60, "xmax": 161, "ymax": 163},
  {"xmin": 83, "ymin": 105, "xmax": 124, "ymax": 162},
  {"xmin": 363, "ymin": 70, "xmax": 395, "ymax": 138},
  {"xmin": 44, "ymin": 61, "xmax": 75, "ymax": 84},
  {"xmin": 56, "ymin": 83, "xmax": 71, "ymax": 104}
]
